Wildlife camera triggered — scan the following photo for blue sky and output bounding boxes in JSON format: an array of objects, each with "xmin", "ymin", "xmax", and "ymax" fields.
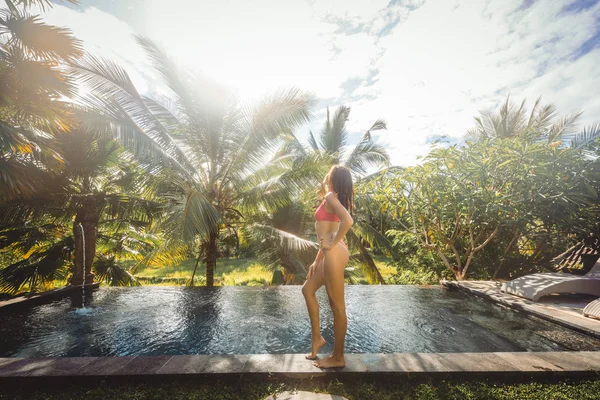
[{"xmin": 36, "ymin": 0, "xmax": 600, "ymax": 165}]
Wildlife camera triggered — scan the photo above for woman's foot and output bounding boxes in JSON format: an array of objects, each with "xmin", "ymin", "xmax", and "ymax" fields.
[
  {"xmin": 313, "ymin": 355, "xmax": 345, "ymax": 368},
  {"xmin": 305, "ymin": 336, "xmax": 326, "ymax": 360}
]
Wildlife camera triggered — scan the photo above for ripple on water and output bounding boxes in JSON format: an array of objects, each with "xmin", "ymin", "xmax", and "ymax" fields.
[{"xmin": 0, "ymin": 286, "xmax": 598, "ymax": 356}]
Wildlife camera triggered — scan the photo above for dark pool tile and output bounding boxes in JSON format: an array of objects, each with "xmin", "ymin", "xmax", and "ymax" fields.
[
  {"xmin": 0, "ymin": 358, "xmax": 22, "ymax": 373},
  {"xmin": 244, "ymin": 354, "xmax": 284, "ymax": 373},
  {"xmin": 0, "ymin": 358, "xmax": 51, "ymax": 377},
  {"xmin": 0, "ymin": 357, "xmax": 94, "ymax": 377},
  {"xmin": 342, "ymin": 354, "xmax": 368, "ymax": 372},
  {"xmin": 580, "ymin": 351, "xmax": 600, "ymax": 362},
  {"xmin": 394, "ymin": 353, "xmax": 449, "ymax": 373},
  {"xmin": 155, "ymin": 355, "xmax": 207, "ymax": 375},
  {"xmin": 79, "ymin": 356, "xmax": 136, "ymax": 376},
  {"xmin": 23, "ymin": 357, "xmax": 98, "ymax": 377},
  {"xmin": 203, "ymin": 355, "xmax": 248, "ymax": 374},
  {"xmin": 157, "ymin": 355, "xmax": 247, "ymax": 375},
  {"xmin": 362, "ymin": 353, "xmax": 405, "ymax": 372},
  {"xmin": 437, "ymin": 352, "xmax": 520, "ymax": 372},
  {"xmin": 280, "ymin": 354, "xmax": 364, "ymax": 374},
  {"xmin": 493, "ymin": 352, "xmax": 560, "ymax": 372},
  {"xmin": 280, "ymin": 354, "xmax": 326, "ymax": 377},
  {"xmin": 117, "ymin": 356, "xmax": 173, "ymax": 375},
  {"xmin": 534, "ymin": 352, "xmax": 600, "ymax": 371}
]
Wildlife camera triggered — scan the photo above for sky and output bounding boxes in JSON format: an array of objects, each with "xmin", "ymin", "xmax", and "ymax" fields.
[{"xmin": 26, "ymin": 0, "xmax": 600, "ymax": 166}]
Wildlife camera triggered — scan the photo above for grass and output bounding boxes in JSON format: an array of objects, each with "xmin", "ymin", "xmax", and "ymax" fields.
[
  {"xmin": 2, "ymin": 377, "xmax": 600, "ymax": 399},
  {"xmin": 133, "ymin": 255, "xmax": 400, "ymax": 286},
  {"xmin": 134, "ymin": 257, "xmax": 274, "ymax": 286},
  {"xmin": 0, "ymin": 254, "xmax": 416, "ymax": 298}
]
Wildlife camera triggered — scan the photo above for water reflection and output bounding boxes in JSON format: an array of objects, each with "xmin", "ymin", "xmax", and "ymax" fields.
[{"xmin": 0, "ymin": 286, "xmax": 598, "ymax": 357}]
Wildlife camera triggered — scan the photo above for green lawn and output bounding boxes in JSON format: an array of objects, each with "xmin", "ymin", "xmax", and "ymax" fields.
[
  {"xmin": 133, "ymin": 257, "xmax": 271, "ymax": 286},
  {"xmin": 133, "ymin": 255, "xmax": 399, "ymax": 286},
  {"xmin": 2, "ymin": 377, "xmax": 600, "ymax": 399}
]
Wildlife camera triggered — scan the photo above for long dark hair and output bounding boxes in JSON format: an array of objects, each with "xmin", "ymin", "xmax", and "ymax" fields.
[{"xmin": 319, "ymin": 165, "xmax": 354, "ymax": 215}]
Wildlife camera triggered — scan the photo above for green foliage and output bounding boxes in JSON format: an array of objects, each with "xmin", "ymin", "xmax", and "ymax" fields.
[
  {"xmin": 3, "ymin": 377, "xmax": 600, "ymax": 400},
  {"xmin": 367, "ymin": 133, "xmax": 600, "ymax": 280},
  {"xmin": 71, "ymin": 39, "xmax": 322, "ymax": 286}
]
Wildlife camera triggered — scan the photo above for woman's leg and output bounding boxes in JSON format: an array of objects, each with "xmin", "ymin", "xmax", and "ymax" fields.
[
  {"xmin": 314, "ymin": 242, "xmax": 349, "ymax": 368},
  {"xmin": 302, "ymin": 258, "xmax": 326, "ymax": 359}
]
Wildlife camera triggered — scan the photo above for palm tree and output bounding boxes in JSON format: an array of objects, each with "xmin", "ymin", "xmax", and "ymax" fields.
[
  {"xmin": 70, "ymin": 37, "xmax": 322, "ymax": 286},
  {"xmin": 280, "ymin": 105, "xmax": 389, "ymax": 174},
  {"xmin": 0, "ymin": 123, "xmax": 162, "ymax": 293},
  {"xmin": 467, "ymin": 95, "xmax": 600, "ymax": 148},
  {"xmin": 274, "ymin": 106, "xmax": 393, "ymax": 283},
  {"xmin": 0, "ymin": 0, "xmax": 83, "ymax": 202}
]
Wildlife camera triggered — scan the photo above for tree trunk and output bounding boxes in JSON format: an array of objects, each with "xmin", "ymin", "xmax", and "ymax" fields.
[
  {"xmin": 205, "ymin": 231, "xmax": 218, "ymax": 287},
  {"xmin": 492, "ymin": 227, "xmax": 520, "ymax": 280},
  {"xmin": 189, "ymin": 253, "xmax": 202, "ymax": 287},
  {"xmin": 358, "ymin": 237, "xmax": 385, "ymax": 284},
  {"xmin": 72, "ymin": 195, "xmax": 98, "ymax": 286}
]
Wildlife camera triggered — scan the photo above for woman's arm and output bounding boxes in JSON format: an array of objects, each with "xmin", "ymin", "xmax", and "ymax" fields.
[
  {"xmin": 307, "ymin": 248, "xmax": 325, "ymax": 279},
  {"xmin": 325, "ymin": 191, "xmax": 354, "ymax": 247},
  {"xmin": 313, "ymin": 248, "xmax": 325, "ymax": 264}
]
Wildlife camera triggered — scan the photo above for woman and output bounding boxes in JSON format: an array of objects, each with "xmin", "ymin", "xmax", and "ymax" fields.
[{"xmin": 302, "ymin": 165, "xmax": 354, "ymax": 368}]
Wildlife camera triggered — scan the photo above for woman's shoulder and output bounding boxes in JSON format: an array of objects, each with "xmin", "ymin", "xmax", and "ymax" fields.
[{"xmin": 324, "ymin": 191, "xmax": 338, "ymax": 202}]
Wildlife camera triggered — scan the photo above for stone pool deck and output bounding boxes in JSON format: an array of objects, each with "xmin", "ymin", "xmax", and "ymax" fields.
[
  {"xmin": 1, "ymin": 352, "xmax": 599, "ymax": 380},
  {"xmin": 442, "ymin": 280, "xmax": 600, "ymax": 339},
  {"xmin": 0, "ymin": 283, "xmax": 100, "ymax": 311}
]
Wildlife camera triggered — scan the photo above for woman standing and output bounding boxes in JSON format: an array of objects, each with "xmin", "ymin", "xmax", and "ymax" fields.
[{"xmin": 302, "ymin": 165, "xmax": 354, "ymax": 368}]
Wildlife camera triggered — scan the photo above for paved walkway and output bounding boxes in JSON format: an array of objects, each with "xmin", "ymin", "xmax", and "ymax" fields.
[
  {"xmin": 1, "ymin": 352, "xmax": 599, "ymax": 380},
  {"xmin": 443, "ymin": 280, "xmax": 600, "ymax": 338}
]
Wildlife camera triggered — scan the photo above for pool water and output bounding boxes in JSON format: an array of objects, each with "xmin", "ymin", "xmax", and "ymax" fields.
[{"xmin": 0, "ymin": 286, "xmax": 598, "ymax": 357}]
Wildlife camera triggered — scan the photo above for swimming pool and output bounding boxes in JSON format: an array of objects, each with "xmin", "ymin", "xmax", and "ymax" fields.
[{"xmin": 0, "ymin": 286, "xmax": 598, "ymax": 357}]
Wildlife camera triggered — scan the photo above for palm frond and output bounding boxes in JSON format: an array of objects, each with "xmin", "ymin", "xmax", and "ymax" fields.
[
  {"xmin": 163, "ymin": 189, "xmax": 221, "ymax": 243},
  {"xmin": 69, "ymin": 53, "xmax": 139, "ymax": 98},
  {"xmin": 307, "ymin": 130, "xmax": 320, "ymax": 152},
  {"xmin": 221, "ymin": 87, "xmax": 314, "ymax": 186},
  {"xmin": 367, "ymin": 119, "xmax": 387, "ymax": 134},
  {"xmin": 344, "ymin": 131, "xmax": 390, "ymax": 175},
  {"xmin": 346, "ymin": 229, "xmax": 385, "ymax": 284},
  {"xmin": 0, "ymin": 236, "xmax": 73, "ymax": 294},
  {"xmin": 132, "ymin": 238, "xmax": 190, "ymax": 272},
  {"xmin": 93, "ymin": 255, "xmax": 140, "ymax": 286},
  {"xmin": 570, "ymin": 123, "xmax": 600, "ymax": 150},
  {"xmin": 243, "ymin": 223, "xmax": 317, "ymax": 274},
  {"xmin": 70, "ymin": 54, "xmax": 197, "ymax": 176},
  {"xmin": 547, "ymin": 111, "xmax": 583, "ymax": 143},
  {"xmin": 2, "ymin": 10, "xmax": 83, "ymax": 61},
  {"xmin": 351, "ymin": 219, "xmax": 395, "ymax": 254},
  {"xmin": 0, "ymin": 157, "xmax": 60, "ymax": 202},
  {"xmin": 320, "ymin": 105, "xmax": 350, "ymax": 154},
  {"xmin": 4, "ymin": 0, "xmax": 79, "ymax": 12},
  {"xmin": 247, "ymin": 223, "xmax": 318, "ymax": 253}
]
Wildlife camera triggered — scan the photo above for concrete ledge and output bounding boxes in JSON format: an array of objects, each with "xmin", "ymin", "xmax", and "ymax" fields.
[
  {"xmin": 442, "ymin": 280, "xmax": 600, "ymax": 339},
  {"xmin": 0, "ymin": 352, "xmax": 599, "ymax": 380},
  {"xmin": 0, "ymin": 283, "xmax": 100, "ymax": 311}
]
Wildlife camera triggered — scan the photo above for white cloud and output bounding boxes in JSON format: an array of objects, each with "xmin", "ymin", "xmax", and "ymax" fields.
[
  {"xmin": 341, "ymin": 0, "xmax": 600, "ymax": 165},
  {"xmin": 14, "ymin": 0, "xmax": 600, "ymax": 167}
]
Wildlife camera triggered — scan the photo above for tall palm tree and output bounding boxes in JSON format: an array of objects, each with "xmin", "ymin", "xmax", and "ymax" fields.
[
  {"xmin": 70, "ymin": 37, "xmax": 322, "ymax": 286},
  {"xmin": 280, "ymin": 105, "xmax": 389, "ymax": 174},
  {"xmin": 0, "ymin": 0, "xmax": 82, "ymax": 202},
  {"xmin": 0, "ymin": 123, "xmax": 161, "ymax": 293},
  {"xmin": 275, "ymin": 106, "xmax": 393, "ymax": 283},
  {"xmin": 467, "ymin": 95, "xmax": 600, "ymax": 148}
]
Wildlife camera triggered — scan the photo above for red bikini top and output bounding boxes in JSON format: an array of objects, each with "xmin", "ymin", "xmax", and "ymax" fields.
[{"xmin": 314, "ymin": 200, "xmax": 340, "ymax": 222}]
